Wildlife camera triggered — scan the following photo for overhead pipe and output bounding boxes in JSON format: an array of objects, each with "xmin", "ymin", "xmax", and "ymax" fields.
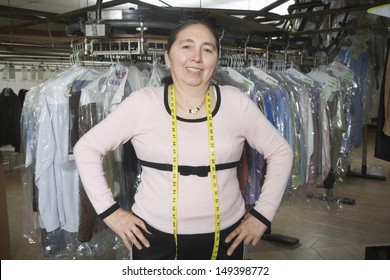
[
  {"xmin": 96, "ymin": 0, "xmax": 103, "ymax": 23},
  {"xmin": 283, "ymin": 3, "xmax": 381, "ymax": 20},
  {"xmin": 287, "ymin": 1, "xmax": 327, "ymax": 14},
  {"xmin": 0, "ymin": 53, "xmax": 70, "ymax": 60},
  {"xmin": 136, "ymin": 15, "xmax": 147, "ymax": 55},
  {"xmin": 107, "ymin": 20, "xmax": 177, "ymax": 30},
  {"xmin": 0, "ymin": 48, "xmax": 71, "ymax": 56},
  {"xmin": 244, "ymin": 0, "xmax": 289, "ymax": 20}
]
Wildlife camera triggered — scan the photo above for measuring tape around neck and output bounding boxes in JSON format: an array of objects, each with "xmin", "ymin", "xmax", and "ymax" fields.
[{"xmin": 170, "ymin": 85, "xmax": 220, "ymax": 260}]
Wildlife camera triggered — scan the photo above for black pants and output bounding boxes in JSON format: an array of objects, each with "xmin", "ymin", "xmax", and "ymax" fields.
[{"xmin": 132, "ymin": 218, "xmax": 244, "ymax": 260}]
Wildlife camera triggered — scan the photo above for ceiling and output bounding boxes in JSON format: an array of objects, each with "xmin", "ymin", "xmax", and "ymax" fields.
[{"xmin": 0, "ymin": 0, "xmax": 389, "ymax": 64}]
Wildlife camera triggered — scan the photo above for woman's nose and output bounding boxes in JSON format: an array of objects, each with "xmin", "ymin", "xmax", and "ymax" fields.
[{"xmin": 191, "ymin": 49, "xmax": 202, "ymax": 62}]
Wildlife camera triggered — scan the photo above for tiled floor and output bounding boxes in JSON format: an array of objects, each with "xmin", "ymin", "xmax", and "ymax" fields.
[{"xmin": 3, "ymin": 126, "xmax": 390, "ymax": 260}]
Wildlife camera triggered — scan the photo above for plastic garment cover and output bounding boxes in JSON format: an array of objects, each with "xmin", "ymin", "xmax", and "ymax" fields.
[
  {"xmin": 77, "ymin": 71, "xmax": 111, "ymax": 244},
  {"xmin": 222, "ymin": 68, "xmax": 271, "ymax": 204},
  {"xmin": 246, "ymin": 68, "xmax": 292, "ymax": 182},
  {"xmin": 78, "ymin": 64, "xmax": 132, "ymax": 259},
  {"xmin": 246, "ymin": 68, "xmax": 277, "ymax": 127},
  {"xmin": 307, "ymin": 78, "xmax": 327, "ymax": 184},
  {"xmin": 334, "ymin": 34, "xmax": 375, "ymax": 148},
  {"xmin": 245, "ymin": 85, "xmax": 267, "ymax": 205},
  {"xmin": 20, "ymin": 65, "xmax": 131, "ymax": 259},
  {"xmin": 279, "ymin": 71, "xmax": 313, "ymax": 187},
  {"xmin": 271, "ymin": 72, "xmax": 304, "ymax": 191},
  {"xmin": 21, "ymin": 69, "xmax": 71, "ymax": 243},
  {"xmin": 20, "ymin": 84, "xmax": 45, "ymax": 244},
  {"xmin": 218, "ymin": 65, "xmax": 306, "ymax": 198},
  {"xmin": 148, "ymin": 58, "xmax": 168, "ymax": 87},
  {"xmin": 35, "ymin": 65, "xmax": 88, "ymax": 230},
  {"xmin": 247, "ymin": 67, "xmax": 297, "ymax": 193},
  {"xmin": 323, "ymin": 62, "xmax": 360, "ymax": 180},
  {"xmin": 26, "ymin": 65, "xmax": 87, "ymax": 256},
  {"xmin": 73, "ymin": 65, "xmax": 128, "ymax": 258},
  {"xmin": 213, "ymin": 67, "xmax": 267, "ymax": 203},
  {"xmin": 273, "ymin": 84, "xmax": 294, "ymax": 191},
  {"xmin": 68, "ymin": 68, "xmax": 104, "ymax": 158},
  {"xmin": 76, "ymin": 62, "xmax": 160, "ymax": 259},
  {"xmin": 213, "ymin": 64, "xmax": 253, "ymax": 95},
  {"xmin": 307, "ymin": 69, "xmax": 348, "ymax": 183},
  {"xmin": 100, "ymin": 64, "xmax": 145, "ymax": 211},
  {"xmin": 319, "ymin": 91, "xmax": 332, "ymax": 184},
  {"xmin": 45, "ymin": 67, "xmax": 105, "ymax": 257}
]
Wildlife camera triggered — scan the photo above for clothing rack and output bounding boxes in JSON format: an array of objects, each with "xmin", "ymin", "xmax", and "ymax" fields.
[
  {"xmin": 306, "ymin": 189, "xmax": 356, "ymax": 205},
  {"xmin": 71, "ymin": 36, "xmax": 167, "ymax": 65},
  {"xmin": 307, "ymin": 167, "xmax": 356, "ymax": 206},
  {"xmin": 347, "ymin": 122, "xmax": 387, "ymax": 181},
  {"xmin": 304, "ymin": 126, "xmax": 387, "ymax": 206},
  {"xmin": 262, "ymin": 226, "xmax": 300, "ymax": 248},
  {"xmin": 245, "ymin": 205, "xmax": 299, "ymax": 248}
]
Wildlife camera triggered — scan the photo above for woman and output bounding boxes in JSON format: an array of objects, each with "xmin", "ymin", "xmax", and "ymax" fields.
[{"xmin": 74, "ymin": 20, "xmax": 293, "ymax": 260}]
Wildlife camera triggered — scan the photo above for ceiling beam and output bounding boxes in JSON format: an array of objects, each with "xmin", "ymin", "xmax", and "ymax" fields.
[
  {"xmin": 0, "ymin": 33, "xmax": 70, "ymax": 45},
  {"xmin": 0, "ymin": 0, "xmax": 135, "ymax": 33},
  {"xmin": 0, "ymin": 5, "xmax": 56, "ymax": 18},
  {"xmin": 289, "ymin": 22, "xmax": 390, "ymax": 35},
  {"xmin": 282, "ymin": 3, "xmax": 384, "ymax": 20},
  {"xmin": 244, "ymin": 0, "xmax": 290, "ymax": 20}
]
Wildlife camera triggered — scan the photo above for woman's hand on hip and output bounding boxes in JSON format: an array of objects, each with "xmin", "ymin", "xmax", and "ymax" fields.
[
  {"xmin": 225, "ymin": 212, "xmax": 267, "ymax": 256},
  {"xmin": 103, "ymin": 208, "xmax": 151, "ymax": 251}
]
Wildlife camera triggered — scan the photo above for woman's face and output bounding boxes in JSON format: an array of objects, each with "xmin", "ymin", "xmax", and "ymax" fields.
[{"xmin": 164, "ymin": 23, "xmax": 219, "ymax": 89}]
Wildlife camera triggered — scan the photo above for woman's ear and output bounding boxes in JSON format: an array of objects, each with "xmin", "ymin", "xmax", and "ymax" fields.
[{"xmin": 164, "ymin": 51, "xmax": 170, "ymax": 69}]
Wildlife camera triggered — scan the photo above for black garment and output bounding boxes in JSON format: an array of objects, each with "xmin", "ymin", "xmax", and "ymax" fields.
[
  {"xmin": 68, "ymin": 79, "xmax": 96, "ymax": 155},
  {"xmin": 18, "ymin": 89, "xmax": 28, "ymax": 107},
  {"xmin": 77, "ymin": 103, "xmax": 100, "ymax": 243},
  {"xmin": 132, "ymin": 217, "xmax": 244, "ymax": 260},
  {"xmin": 0, "ymin": 88, "xmax": 22, "ymax": 152},
  {"xmin": 76, "ymin": 78, "xmax": 138, "ymax": 243},
  {"xmin": 375, "ymin": 39, "xmax": 390, "ymax": 162}
]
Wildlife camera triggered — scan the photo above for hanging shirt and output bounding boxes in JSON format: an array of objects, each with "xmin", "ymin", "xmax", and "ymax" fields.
[{"xmin": 35, "ymin": 66, "xmax": 88, "ymax": 233}]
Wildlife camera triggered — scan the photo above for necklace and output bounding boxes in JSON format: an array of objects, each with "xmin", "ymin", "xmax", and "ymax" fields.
[{"xmin": 175, "ymin": 92, "xmax": 207, "ymax": 115}]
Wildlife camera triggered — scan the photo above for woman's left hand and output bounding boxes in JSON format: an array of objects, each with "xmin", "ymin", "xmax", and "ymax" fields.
[{"xmin": 225, "ymin": 212, "xmax": 268, "ymax": 256}]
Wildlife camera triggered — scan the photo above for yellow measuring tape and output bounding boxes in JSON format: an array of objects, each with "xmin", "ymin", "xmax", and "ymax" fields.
[{"xmin": 170, "ymin": 85, "xmax": 220, "ymax": 260}]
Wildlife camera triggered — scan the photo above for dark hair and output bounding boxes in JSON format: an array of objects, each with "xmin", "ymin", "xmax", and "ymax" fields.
[
  {"xmin": 162, "ymin": 19, "xmax": 220, "ymax": 85},
  {"xmin": 166, "ymin": 19, "xmax": 220, "ymax": 54}
]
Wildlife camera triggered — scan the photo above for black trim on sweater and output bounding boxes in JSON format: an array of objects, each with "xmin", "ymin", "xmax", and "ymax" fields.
[
  {"xmin": 139, "ymin": 159, "xmax": 240, "ymax": 177},
  {"xmin": 163, "ymin": 83, "xmax": 221, "ymax": 122},
  {"xmin": 249, "ymin": 208, "xmax": 271, "ymax": 228},
  {"xmin": 98, "ymin": 202, "xmax": 120, "ymax": 220}
]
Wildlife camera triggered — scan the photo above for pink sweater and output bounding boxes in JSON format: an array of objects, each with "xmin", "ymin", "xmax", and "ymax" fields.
[{"xmin": 74, "ymin": 84, "xmax": 293, "ymax": 234}]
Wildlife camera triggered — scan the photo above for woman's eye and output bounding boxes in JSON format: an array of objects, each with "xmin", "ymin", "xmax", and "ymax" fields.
[{"xmin": 203, "ymin": 48, "xmax": 213, "ymax": 54}]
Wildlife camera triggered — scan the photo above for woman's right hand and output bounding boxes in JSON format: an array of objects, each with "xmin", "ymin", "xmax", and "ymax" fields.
[{"xmin": 103, "ymin": 208, "xmax": 151, "ymax": 251}]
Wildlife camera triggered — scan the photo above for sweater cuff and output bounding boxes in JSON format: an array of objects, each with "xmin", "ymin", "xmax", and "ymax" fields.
[
  {"xmin": 249, "ymin": 208, "xmax": 271, "ymax": 228},
  {"xmin": 98, "ymin": 203, "xmax": 120, "ymax": 220}
]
